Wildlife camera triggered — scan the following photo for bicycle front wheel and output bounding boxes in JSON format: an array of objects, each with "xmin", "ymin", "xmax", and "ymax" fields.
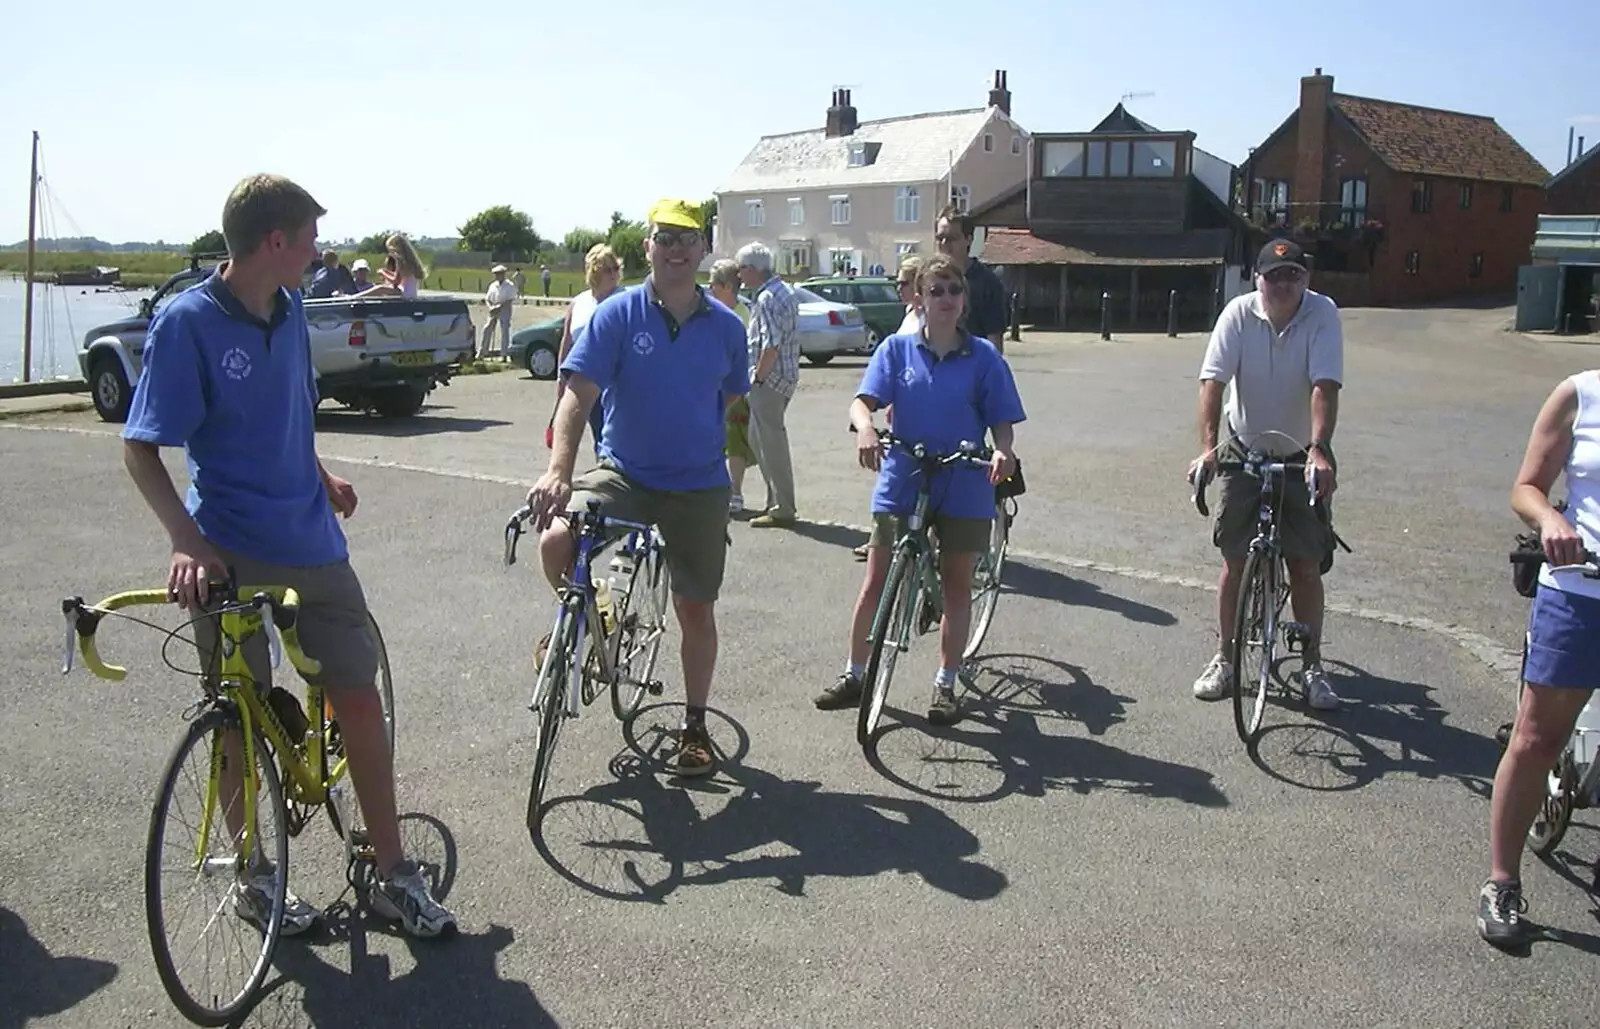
[
  {"xmin": 146, "ymin": 704, "xmax": 288, "ymax": 1026},
  {"xmin": 1229, "ymin": 551, "xmax": 1275, "ymax": 745},
  {"xmin": 859, "ymin": 545, "xmax": 920, "ymax": 746},
  {"xmin": 964, "ymin": 499, "xmax": 1012, "ymax": 660},
  {"xmin": 528, "ymin": 607, "xmax": 576, "ymax": 823},
  {"xmin": 613, "ymin": 542, "xmax": 670, "ymax": 723}
]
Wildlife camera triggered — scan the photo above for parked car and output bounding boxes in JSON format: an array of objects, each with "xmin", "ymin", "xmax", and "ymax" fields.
[
  {"xmin": 739, "ymin": 284, "xmax": 870, "ymax": 366},
  {"xmin": 77, "ymin": 263, "xmax": 476, "ymax": 422},
  {"xmin": 800, "ymin": 275, "xmax": 904, "ymax": 351},
  {"xmin": 508, "ymin": 312, "xmax": 567, "ymax": 379}
]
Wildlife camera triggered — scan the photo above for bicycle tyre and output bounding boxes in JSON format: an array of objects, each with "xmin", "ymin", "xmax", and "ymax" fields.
[
  {"xmin": 326, "ymin": 612, "xmax": 396, "ymax": 842},
  {"xmin": 612, "ymin": 541, "xmax": 670, "ymax": 723},
  {"xmin": 528, "ymin": 608, "xmax": 575, "ymax": 823},
  {"xmin": 1528, "ymin": 748, "xmax": 1578, "ymax": 856},
  {"xmin": 1229, "ymin": 551, "xmax": 1274, "ymax": 745},
  {"xmin": 964, "ymin": 500, "xmax": 1012, "ymax": 660},
  {"xmin": 146, "ymin": 705, "xmax": 288, "ymax": 1027},
  {"xmin": 858, "ymin": 545, "xmax": 920, "ymax": 746}
]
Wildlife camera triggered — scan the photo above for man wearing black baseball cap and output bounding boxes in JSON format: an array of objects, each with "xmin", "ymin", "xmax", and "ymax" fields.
[{"xmin": 1187, "ymin": 235, "xmax": 1346, "ymax": 713}]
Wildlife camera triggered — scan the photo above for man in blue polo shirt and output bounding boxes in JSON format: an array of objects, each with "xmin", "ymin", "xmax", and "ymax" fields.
[
  {"xmin": 121, "ymin": 172, "xmax": 454, "ymax": 940},
  {"xmin": 818, "ymin": 252, "xmax": 1025, "ymax": 725},
  {"xmin": 524, "ymin": 198, "xmax": 749, "ymax": 777}
]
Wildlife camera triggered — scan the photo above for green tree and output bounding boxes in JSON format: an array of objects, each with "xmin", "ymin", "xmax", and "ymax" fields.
[
  {"xmin": 457, "ymin": 205, "xmax": 541, "ymax": 260},
  {"xmin": 699, "ymin": 197, "xmax": 717, "ymax": 251},
  {"xmin": 606, "ymin": 210, "xmax": 647, "ymax": 273},
  {"xmin": 190, "ymin": 229, "xmax": 226, "ymax": 255},
  {"xmin": 357, "ymin": 230, "xmax": 402, "ymax": 252},
  {"xmin": 562, "ymin": 227, "xmax": 607, "ymax": 255}
]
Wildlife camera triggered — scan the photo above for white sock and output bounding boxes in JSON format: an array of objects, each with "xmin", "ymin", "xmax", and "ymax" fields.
[
  {"xmin": 846, "ymin": 661, "xmax": 865, "ymax": 681},
  {"xmin": 934, "ymin": 667, "xmax": 958, "ymax": 689}
]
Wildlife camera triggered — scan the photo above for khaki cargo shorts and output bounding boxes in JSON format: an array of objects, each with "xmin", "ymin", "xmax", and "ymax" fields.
[
  {"xmin": 569, "ymin": 463, "xmax": 731, "ymax": 603},
  {"xmin": 869, "ymin": 512, "xmax": 992, "ymax": 554},
  {"xmin": 194, "ymin": 545, "xmax": 380, "ymax": 690},
  {"xmin": 1213, "ymin": 442, "xmax": 1333, "ymax": 562}
]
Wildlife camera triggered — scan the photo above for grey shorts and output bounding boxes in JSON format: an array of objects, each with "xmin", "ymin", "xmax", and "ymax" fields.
[
  {"xmin": 1213, "ymin": 443, "xmax": 1333, "ymax": 562},
  {"xmin": 869, "ymin": 512, "xmax": 992, "ymax": 554},
  {"xmin": 569, "ymin": 464, "xmax": 731, "ymax": 603},
  {"xmin": 194, "ymin": 546, "xmax": 379, "ymax": 690}
]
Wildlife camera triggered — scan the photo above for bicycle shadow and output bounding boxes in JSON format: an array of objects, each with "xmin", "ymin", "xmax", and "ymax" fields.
[
  {"xmin": 0, "ymin": 906, "xmax": 119, "ymax": 1029},
  {"xmin": 532, "ymin": 748, "xmax": 1009, "ymax": 904},
  {"xmin": 962, "ymin": 653, "xmax": 1136, "ymax": 736},
  {"xmin": 865, "ymin": 657, "xmax": 1226, "ymax": 808},
  {"xmin": 1245, "ymin": 658, "xmax": 1500, "ymax": 797},
  {"xmin": 230, "ymin": 811, "xmax": 546, "ymax": 1029},
  {"xmin": 1001, "ymin": 560, "xmax": 1178, "ymax": 626}
]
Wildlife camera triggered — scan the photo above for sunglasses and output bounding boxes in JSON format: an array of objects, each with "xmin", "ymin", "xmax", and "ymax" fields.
[
  {"xmin": 925, "ymin": 283, "xmax": 965, "ymax": 298},
  {"xmin": 650, "ymin": 228, "xmax": 702, "ymax": 248},
  {"xmin": 896, "ymin": 279, "xmax": 914, "ymax": 288},
  {"xmin": 1263, "ymin": 267, "xmax": 1306, "ymax": 284}
]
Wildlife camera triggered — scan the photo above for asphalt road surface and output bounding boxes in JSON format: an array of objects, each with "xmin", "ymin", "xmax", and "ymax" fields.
[{"xmin": 2, "ymin": 306, "xmax": 1598, "ymax": 1029}]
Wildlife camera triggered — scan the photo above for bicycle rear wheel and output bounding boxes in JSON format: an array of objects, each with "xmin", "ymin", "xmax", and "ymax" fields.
[
  {"xmin": 1229, "ymin": 551, "xmax": 1275, "ymax": 745},
  {"xmin": 859, "ymin": 545, "xmax": 920, "ymax": 746},
  {"xmin": 146, "ymin": 704, "xmax": 288, "ymax": 1026},
  {"xmin": 612, "ymin": 540, "xmax": 670, "ymax": 723},
  {"xmin": 964, "ymin": 499, "xmax": 1012, "ymax": 660},
  {"xmin": 528, "ymin": 607, "xmax": 576, "ymax": 823}
]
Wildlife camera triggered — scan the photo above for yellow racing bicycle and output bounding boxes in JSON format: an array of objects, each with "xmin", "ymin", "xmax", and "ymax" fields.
[{"xmin": 60, "ymin": 577, "xmax": 395, "ymax": 1027}]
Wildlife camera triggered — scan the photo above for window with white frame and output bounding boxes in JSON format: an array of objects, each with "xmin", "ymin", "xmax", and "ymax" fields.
[
  {"xmin": 983, "ymin": 133, "xmax": 994, "ymax": 153},
  {"xmin": 787, "ymin": 197, "xmax": 803, "ymax": 226},
  {"xmin": 830, "ymin": 194, "xmax": 851, "ymax": 225},
  {"xmin": 895, "ymin": 241, "xmax": 919, "ymax": 262},
  {"xmin": 949, "ymin": 184, "xmax": 971, "ymax": 214},
  {"xmin": 894, "ymin": 186, "xmax": 920, "ymax": 224},
  {"xmin": 848, "ymin": 143, "xmax": 866, "ymax": 167},
  {"xmin": 745, "ymin": 199, "xmax": 764, "ymax": 228},
  {"xmin": 1011, "ymin": 134, "xmax": 1022, "ymax": 155}
]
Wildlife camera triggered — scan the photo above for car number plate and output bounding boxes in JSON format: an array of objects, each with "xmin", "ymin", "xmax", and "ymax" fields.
[{"xmin": 391, "ymin": 350, "xmax": 435, "ymax": 367}]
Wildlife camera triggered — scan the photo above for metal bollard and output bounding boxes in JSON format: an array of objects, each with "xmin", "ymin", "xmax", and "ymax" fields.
[
  {"xmin": 1167, "ymin": 289, "xmax": 1179, "ymax": 337},
  {"xmin": 1009, "ymin": 291, "xmax": 1021, "ymax": 342},
  {"xmin": 1100, "ymin": 291, "xmax": 1111, "ymax": 340}
]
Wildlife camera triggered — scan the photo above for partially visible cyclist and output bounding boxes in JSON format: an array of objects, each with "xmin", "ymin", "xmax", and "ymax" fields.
[
  {"xmin": 546, "ymin": 243, "xmax": 625, "ymax": 455},
  {"xmin": 1478, "ymin": 367, "xmax": 1600, "ymax": 950},
  {"xmin": 1188, "ymin": 238, "xmax": 1344, "ymax": 711},
  {"xmin": 853, "ymin": 257, "xmax": 926, "ymax": 560},
  {"xmin": 120, "ymin": 173, "xmax": 455, "ymax": 938},
  {"xmin": 815, "ymin": 253, "xmax": 1024, "ymax": 725},
  {"xmin": 523, "ymin": 199, "xmax": 749, "ymax": 777}
]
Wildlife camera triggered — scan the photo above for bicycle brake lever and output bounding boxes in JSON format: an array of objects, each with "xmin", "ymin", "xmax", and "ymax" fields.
[
  {"xmin": 61, "ymin": 609, "xmax": 77, "ymax": 675},
  {"xmin": 263, "ymin": 614, "xmax": 283, "ymax": 670},
  {"xmin": 504, "ymin": 522, "xmax": 520, "ymax": 567}
]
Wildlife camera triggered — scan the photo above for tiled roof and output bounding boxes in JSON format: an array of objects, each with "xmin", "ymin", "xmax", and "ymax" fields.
[
  {"xmin": 981, "ymin": 227, "xmax": 1228, "ymax": 266},
  {"xmin": 1547, "ymin": 143, "xmax": 1600, "ymax": 189},
  {"xmin": 1331, "ymin": 93, "xmax": 1549, "ymax": 186},
  {"xmin": 717, "ymin": 108, "xmax": 1004, "ymax": 194}
]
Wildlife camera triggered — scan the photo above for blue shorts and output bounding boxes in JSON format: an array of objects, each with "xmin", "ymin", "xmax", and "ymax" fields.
[{"xmin": 1523, "ymin": 585, "xmax": 1600, "ymax": 690}]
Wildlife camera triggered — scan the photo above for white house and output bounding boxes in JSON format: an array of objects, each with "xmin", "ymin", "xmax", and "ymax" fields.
[{"xmin": 714, "ymin": 71, "xmax": 1030, "ymax": 278}]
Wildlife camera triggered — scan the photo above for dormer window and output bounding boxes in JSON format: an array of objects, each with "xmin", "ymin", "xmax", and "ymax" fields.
[{"xmin": 848, "ymin": 143, "xmax": 866, "ymax": 167}]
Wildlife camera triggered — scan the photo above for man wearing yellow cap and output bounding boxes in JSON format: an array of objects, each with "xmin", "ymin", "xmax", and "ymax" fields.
[{"xmin": 523, "ymin": 199, "xmax": 750, "ymax": 776}]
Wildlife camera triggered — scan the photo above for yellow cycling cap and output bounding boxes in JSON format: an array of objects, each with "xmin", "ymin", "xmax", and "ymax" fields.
[{"xmin": 647, "ymin": 198, "xmax": 704, "ymax": 230}]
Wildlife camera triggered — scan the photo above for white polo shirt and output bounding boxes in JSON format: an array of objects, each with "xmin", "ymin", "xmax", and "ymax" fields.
[{"xmin": 1199, "ymin": 288, "xmax": 1344, "ymax": 455}]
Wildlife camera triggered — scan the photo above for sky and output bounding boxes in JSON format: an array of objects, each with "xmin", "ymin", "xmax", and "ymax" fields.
[{"xmin": 4, "ymin": 0, "xmax": 1597, "ymax": 246}]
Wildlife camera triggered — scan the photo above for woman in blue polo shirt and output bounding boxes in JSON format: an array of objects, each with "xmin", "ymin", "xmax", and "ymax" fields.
[{"xmin": 815, "ymin": 253, "xmax": 1025, "ymax": 725}]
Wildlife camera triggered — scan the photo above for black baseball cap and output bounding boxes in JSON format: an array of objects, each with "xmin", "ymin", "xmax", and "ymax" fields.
[{"xmin": 1256, "ymin": 238, "xmax": 1309, "ymax": 274}]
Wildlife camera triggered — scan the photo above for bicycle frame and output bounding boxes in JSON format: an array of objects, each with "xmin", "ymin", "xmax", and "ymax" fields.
[
  {"xmin": 505, "ymin": 502, "xmax": 666, "ymax": 717},
  {"xmin": 61, "ymin": 585, "xmax": 327, "ymax": 872}
]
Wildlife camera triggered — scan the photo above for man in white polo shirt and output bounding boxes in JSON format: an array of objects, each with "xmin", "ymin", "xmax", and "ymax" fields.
[{"xmin": 1188, "ymin": 238, "xmax": 1344, "ymax": 710}]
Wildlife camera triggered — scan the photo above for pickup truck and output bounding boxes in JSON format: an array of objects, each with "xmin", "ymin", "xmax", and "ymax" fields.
[{"xmin": 77, "ymin": 262, "xmax": 477, "ymax": 422}]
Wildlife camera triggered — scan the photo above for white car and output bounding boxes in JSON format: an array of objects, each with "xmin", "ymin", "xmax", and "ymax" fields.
[{"xmin": 741, "ymin": 285, "xmax": 870, "ymax": 366}]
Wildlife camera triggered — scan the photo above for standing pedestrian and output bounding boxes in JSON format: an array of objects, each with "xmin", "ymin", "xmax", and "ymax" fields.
[{"xmin": 736, "ymin": 242, "xmax": 801, "ymax": 528}]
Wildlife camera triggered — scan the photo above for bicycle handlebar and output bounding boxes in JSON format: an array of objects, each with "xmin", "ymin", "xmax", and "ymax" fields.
[
  {"xmin": 850, "ymin": 425, "xmax": 996, "ymax": 469},
  {"xmin": 59, "ymin": 585, "xmax": 321, "ymax": 681},
  {"xmin": 1508, "ymin": 547, "xmax": 1600, "ymax": 579},
  {"xmin": 1190, "ymin": 453, "xmax": 1313, "ymax": 519},
  {"xmin": 504, "ymin": 498, "xmax": 654, "ymax": 567}
]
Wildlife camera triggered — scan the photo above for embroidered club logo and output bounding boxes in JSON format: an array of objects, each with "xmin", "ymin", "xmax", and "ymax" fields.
[
  {"xmin": 221, "ymin": 347, "xmax": 252, "ymax": 381},
  {"xmin": 901, "ymin": 365, "xmax": 918, "ymax": 385},
  {"xmin": 632, "ymin": 332, "xmax": 656, "ymax": 356},
  {"xmin": 1273, "ymin": 243, "xmax": 1290, "ymax": 258}
]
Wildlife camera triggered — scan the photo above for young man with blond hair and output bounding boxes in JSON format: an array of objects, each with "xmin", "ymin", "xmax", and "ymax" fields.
[{"xmin": 122, "ymin": 172, "xmax": 455, "ymax": 939}]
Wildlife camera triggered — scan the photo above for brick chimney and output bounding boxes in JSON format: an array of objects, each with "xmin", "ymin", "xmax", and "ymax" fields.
[
  {"xmin": 988, "ymin": 69, "xmax": 1011, "ymax": 115},
  {"xmin": 1294, "ymin": 67, "xmax": 1334, "ymax": 223},
  {"xmin": 825, "ymin": 89, "xmax": 858, "ymax": 138}
]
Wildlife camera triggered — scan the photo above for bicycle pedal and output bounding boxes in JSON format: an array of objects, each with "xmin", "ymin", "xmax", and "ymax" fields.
[{"xmin": 644, "ymin": 679, "xmax": 665, "ymax": 696}]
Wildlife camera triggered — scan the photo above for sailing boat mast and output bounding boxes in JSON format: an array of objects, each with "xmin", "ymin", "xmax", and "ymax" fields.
[{"xmin": 21, "ymin": 130, "xmax": 39, "ymax": 384}]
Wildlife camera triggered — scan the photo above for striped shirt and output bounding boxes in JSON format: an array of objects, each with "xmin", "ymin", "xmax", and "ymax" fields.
[{"xmin": 749, "ymin": 274, "xmax": 802, "ymax": 399}]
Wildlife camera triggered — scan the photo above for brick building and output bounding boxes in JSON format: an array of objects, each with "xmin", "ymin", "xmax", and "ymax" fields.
[
  {"xmin": 1242, "ymin": 68, "xmax": 1549, "ymax": 306},
  {"xmin": 1545, "ymin": 141, "xmax": 1600, "ymax": 215}
]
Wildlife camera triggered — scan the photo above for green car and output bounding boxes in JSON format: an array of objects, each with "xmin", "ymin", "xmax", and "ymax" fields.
[
  {"xmin": 508, "ymin": 313, "xmax": 567, "ymax": 379},
  {"xmin": 799, "ymin": 275, "xmax": 904, "ymax": 350}
]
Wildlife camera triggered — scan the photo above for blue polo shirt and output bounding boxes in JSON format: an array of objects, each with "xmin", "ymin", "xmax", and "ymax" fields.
[
  {"xmin": 562, "ymin": 277, "xmax": 749, "ymax": 491},
  {"xmin": 122, "ymin": 270, "xmax": 345, "ymax": 567},
  {"xmin": 857, "ymin": 330, "xmax": 1026, "ymax": 519}
]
